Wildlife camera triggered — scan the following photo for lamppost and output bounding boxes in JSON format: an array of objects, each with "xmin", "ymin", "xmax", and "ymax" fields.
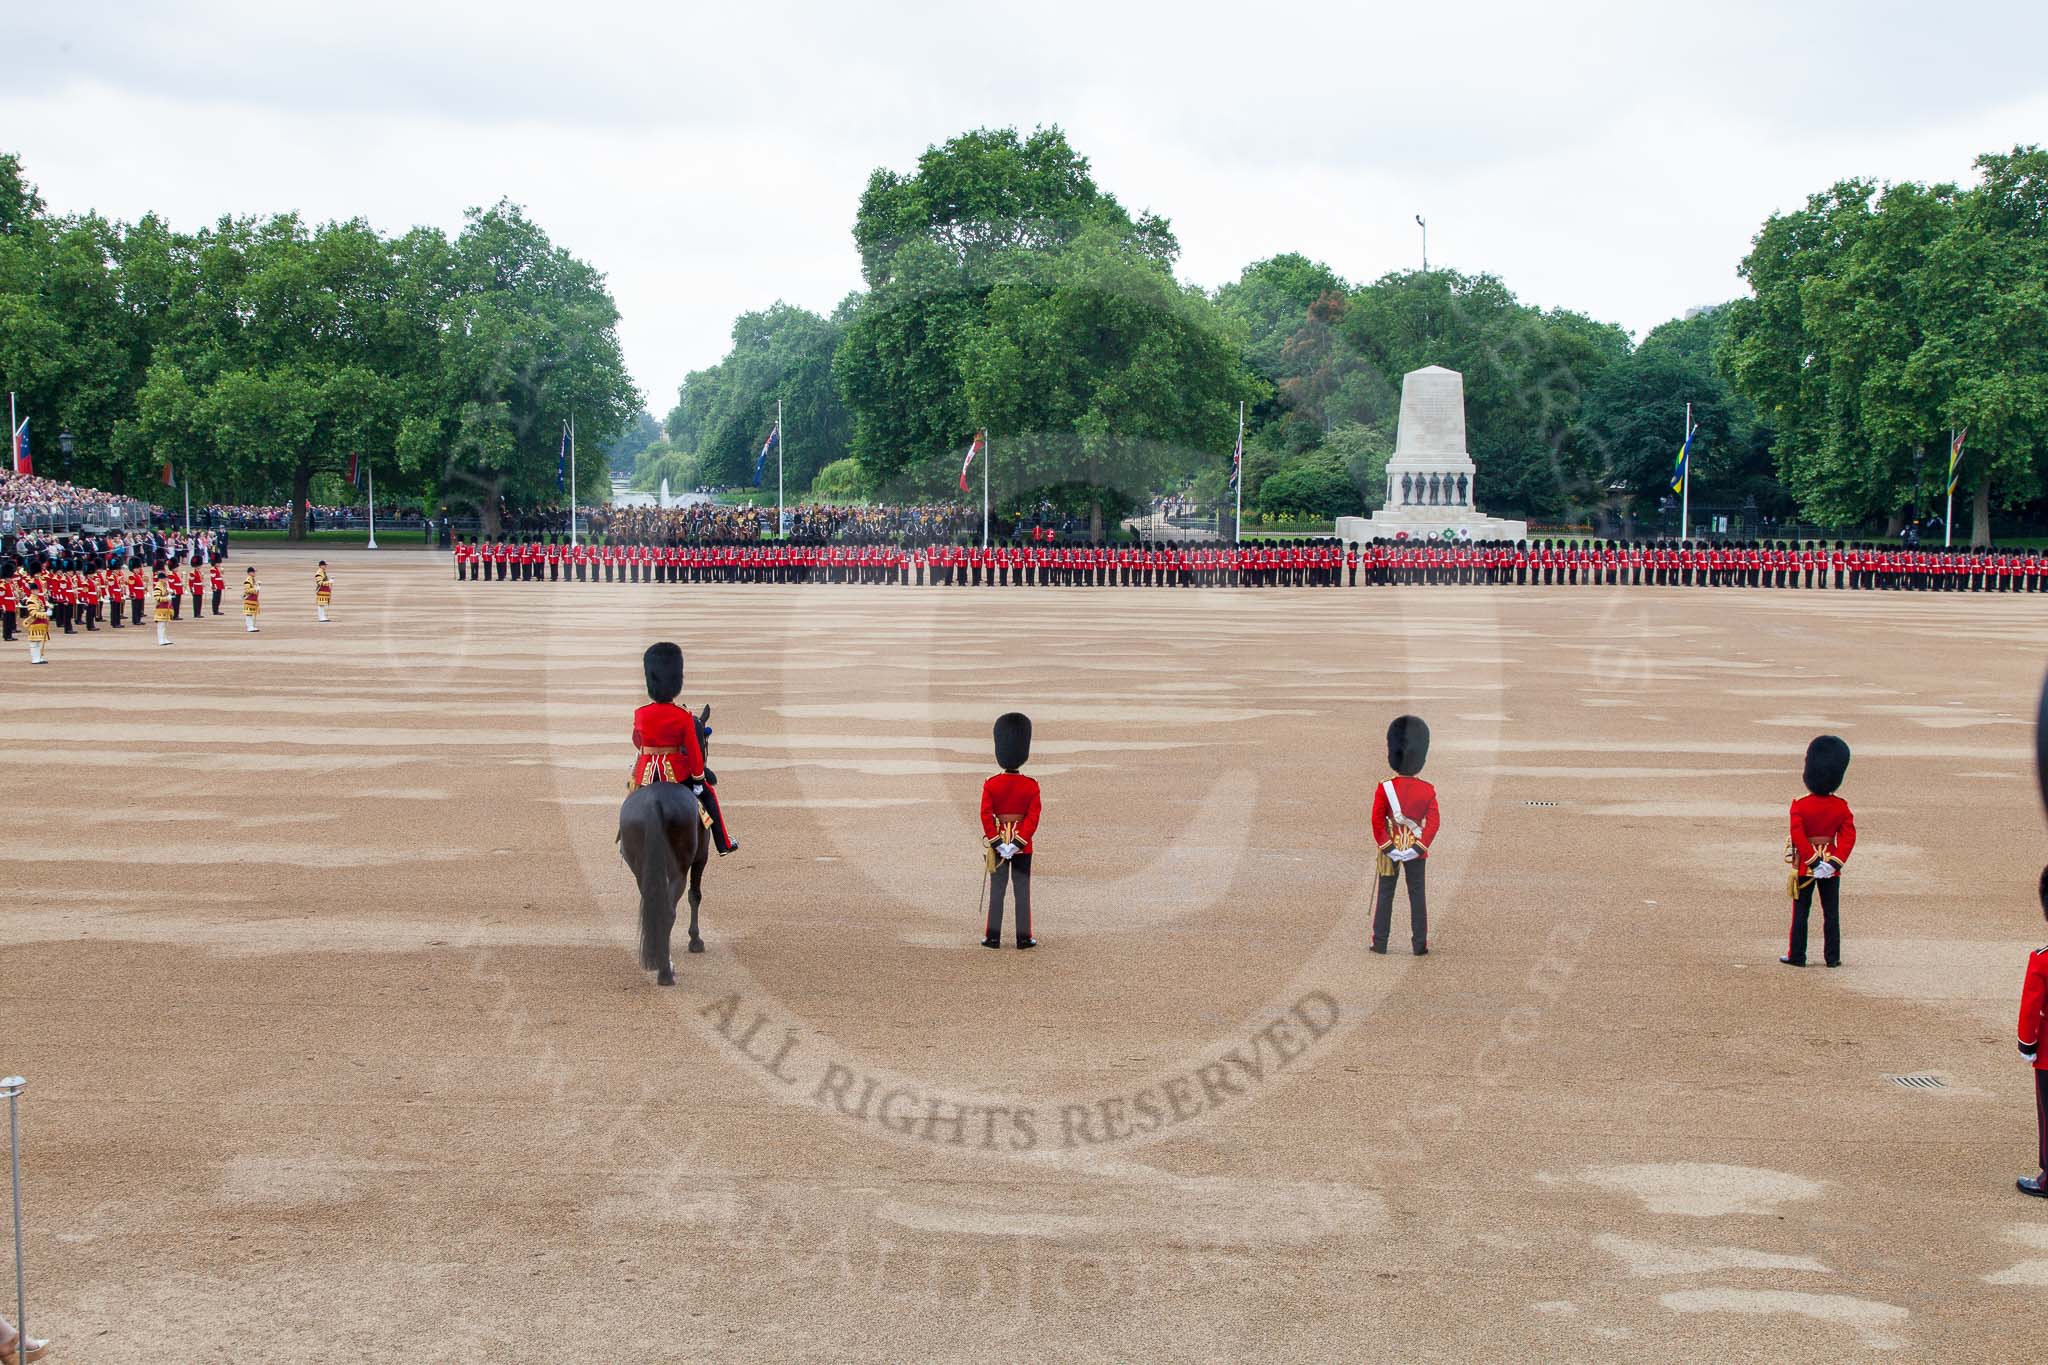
[
  {"xmin": 1415, "ymin": 215, "xmax": 1428, "ymax": 272},
  {"xmin": 1910, "ymin": 447, "xmax": 1925, "ymax": 535},
  {"xmin": 57, "ymin": 432, "xmax": 73, "ymax": 475}
]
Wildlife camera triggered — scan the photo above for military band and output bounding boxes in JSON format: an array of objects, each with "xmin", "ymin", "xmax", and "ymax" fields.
[{"xmin": 447, "ymin": 534, "xmax": 2048, "ymax": 592}]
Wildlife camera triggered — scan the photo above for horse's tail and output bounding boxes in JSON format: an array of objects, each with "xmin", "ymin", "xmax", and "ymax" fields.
[{"xmin": 619, "ymin": 785, "xmax": 681, "ymax": 971}]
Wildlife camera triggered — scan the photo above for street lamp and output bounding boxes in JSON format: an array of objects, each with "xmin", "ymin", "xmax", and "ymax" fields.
[
  {"xmin": 57, "ymin": 432, "xmax": 73, "ymax": 475},
  {"xmin": 1415, "ymin": 215, "xmax": 1428, "ymax": 272}
]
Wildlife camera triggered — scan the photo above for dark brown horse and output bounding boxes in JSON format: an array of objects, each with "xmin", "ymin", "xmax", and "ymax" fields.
[{"xmin": 617, "ymin": 704, "xmax": 713, "ymax": 985}]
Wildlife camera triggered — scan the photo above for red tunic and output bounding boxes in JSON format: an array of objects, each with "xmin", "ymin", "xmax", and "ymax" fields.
[
  {"xmin": 979, "ymin": 772, "xmax": 1042, "ymax": 850},
  {"xmin": 629, "ymin": 702, "xmax": 705, "ymax": 787},
  {"xmin": 1789, "ymin": 793, "xmax": 1855, "ymax": 869},
  {"xmin": 2021, "ymin": 949, "xmax": 2048, "ymax": 1071},
  {"xmin": 1370, "ymin": 776, "xmax": 1441, "ymax": 856}
]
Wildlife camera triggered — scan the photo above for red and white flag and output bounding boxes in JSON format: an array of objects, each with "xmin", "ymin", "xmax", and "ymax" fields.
[{"xmin": 958, "ymin": 430, "xmax": 985, "ymax": 492}]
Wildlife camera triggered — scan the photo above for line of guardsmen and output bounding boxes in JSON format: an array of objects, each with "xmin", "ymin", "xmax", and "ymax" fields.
[
  {"xmin": 450, "ymin": 534, "xmax": 2048, "ymax": 592},
  {"xmin": 1, "ymin": 553, "xmax": 229, "ymax": 643}
]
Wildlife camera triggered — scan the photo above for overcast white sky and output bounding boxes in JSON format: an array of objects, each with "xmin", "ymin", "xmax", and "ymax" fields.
[{"xmin": 9, "ymin": 1, "xmax": 2046, "ymax": 414}]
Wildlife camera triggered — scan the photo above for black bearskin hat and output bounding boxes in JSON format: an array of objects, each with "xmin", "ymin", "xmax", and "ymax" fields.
[
  {"xmin": 1387, "ymin": 715, "xmax": 1431, "ymax": 777},
  {"xmin": 1803, "ymin": 734, "xmax": 1850, "ymax": 796},
  {"xmin": 994, "ymin": 712, "xmax": 1032, "ymax": 771},
  {"xmin": 644, "ymin": 642, "xmax": 683, "ymax": 704}
]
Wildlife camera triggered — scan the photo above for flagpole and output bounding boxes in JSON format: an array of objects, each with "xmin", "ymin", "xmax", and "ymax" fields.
[
  {"xmin": 1944, "ymin": 427, "xmax": 1955, "ymax": 549},
  {"xmin": 1679, "ymin": 401, "xmax": 1691, "ymax": 542},
  {"xmin": 982, "ymin": 431, "xmax": 990, "ymax": 549},
  {"xmin": 776, "ymin": 398, "xmax": 784, "ymax": 538},
  {"xmin": 1234, "ymin": 400, "xmax": 1245, "ymax": 544},
  {"xmin": 183, "ymin": 477, "xmax": 191, "ymax": 536},
  {"xmin": 569, "ymin": 415, "xmax": 577, "ymax": 547},
  {"xmin": 366, "ymin": 459, "xmax": 379, "ymax": 550}
]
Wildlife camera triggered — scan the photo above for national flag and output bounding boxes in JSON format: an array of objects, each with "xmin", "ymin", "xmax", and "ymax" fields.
[
  {"xmin": 753, "ymin": 422, "xmax": 779, "ymax": 487},
  {"xmin": 10, "ymin": 418, "xmax": 28, "ymax": 477},
  {"xmin": 958, "ymin": 430, "xmax": 985, "ymax": 493},
  {"xmin": 1947, "ymin": 427, "xmax": 1967, "ymax": 497},
  {"xmin": 1229, "ymin": 428, "xmax": 1243, "ymax": 490},
  {"xmin": 557, "ymin": 423, "xmax": 569, "ymax": 491},
  {"xmin": 347, "ymin": 451, "xmax": 360, "ymax": 488},
  {"xmin": 1669, "ymin": 420, "xmax": 1698, "ymax": 494},
  {"xmin": 161, "ymin": 458, "xmax": 175, "ymax": 487}
]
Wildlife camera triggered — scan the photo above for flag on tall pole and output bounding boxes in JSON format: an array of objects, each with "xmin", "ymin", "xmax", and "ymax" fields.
[
  {"xmin": 9, "ymin": 413, "xmax": 28, "ymax": 477},
  {"xmin": 775, "ymin": 397, "xmax": 785, "ymax": 536},
  {"xmin": 568, "ymin": 415, "xmax": 577, "ymax": 546},
  {"xmin": 754, "ymin": 420, "xmax": 780, "ymax": 488},
  {"xmin": 1672, "ymin": 404, "xmax": 1697, "ymax": 540},
  {"xmin": 982, "ymin": 430, "xmax": 991, "ymax": 549},
  {"xmin": 347, "ymin": 451, "xmax": 360, "ymax": 487},
  {"xmin": 1945, "ymin": 426, "xmax": 1967, "ymax": 548},
  {"xmin": 557, "ymin": 422, "xmax": 569, "ymax": 491},
  {"xmin": 959, "ymin": 430, "xmax": 985, "ymax": 493},
  {"xmin": 160, "ymin": 458, "xmax": 175, "ymax": 487},
  {"xmin": 1232, "ymin": 400, "xmax": 1245, "ymax": 543}
]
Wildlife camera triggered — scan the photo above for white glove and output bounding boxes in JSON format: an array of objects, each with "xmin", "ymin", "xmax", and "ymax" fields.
[
  {"xmin": 998, "ymin": 842, "xmax": 1016, "ymax": 860},
  {"xmin": 1391, "ymin": 848, "xmax": 1419, "ymax": 863},
  {"xmin": 1811, "ymin": 861, "xmax": 1835, "ymax": 879},
  {"xmin": 2023, "ymin": 1048, "xmax": 2038, "ymax": 1064}
]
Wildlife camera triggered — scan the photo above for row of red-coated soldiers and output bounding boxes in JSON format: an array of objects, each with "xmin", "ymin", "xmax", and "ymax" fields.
[
  {"xmin": 0, "ymin": 560, "xmax": 228, "ymax": 641},
  {"xmin": 454, "ymin": 538, "xmax": 1356, "ymax": 587},
  {"xmin": 454, "ymin": 535, "xmax": 2048, "ymax": 591}
]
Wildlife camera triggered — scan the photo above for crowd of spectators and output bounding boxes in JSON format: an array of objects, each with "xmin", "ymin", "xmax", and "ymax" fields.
[
  {"xmin": 197, "ymin": 503, "xmax": 436, "ymax": 530},
  {"xmin": 0, "ymin": 469, "xmax": 147, "ymax": 526}
]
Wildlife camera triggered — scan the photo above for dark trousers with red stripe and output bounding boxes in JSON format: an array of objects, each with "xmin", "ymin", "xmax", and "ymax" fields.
[
  {"xmin": 2035, "ymin": 1070, "xmax": 2047, "ymax": 1173},
  {"xmin": 1373, "ymin": 859, "xmax": 1428, "ymax": 951},
  {"xmin": 987, "ymin": 853, "xmax": 1032, "ymax": 942},
  {"xmin": 1788, "ymin": 876, "xmax": 1841, "ymax": 965}
]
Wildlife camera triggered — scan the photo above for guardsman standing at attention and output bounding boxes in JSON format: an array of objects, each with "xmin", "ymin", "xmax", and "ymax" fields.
[
  {"xmin": 128, "ymin": 561, "xmax": 146, "ymax": 625},
  {"xmin": 0, "ymin": 568, "xmax": 16, "ymax": 644},
  {"xmin": 2015, "ymin": 870, "xmax": 2048, "ymax": 1198},
  {"xmin": 1781, "ymin": 735, "xmax": 1855, "ymax": 968},
  {"xmin": 1371, "ymin": 715, "xmax": 1440, "ymax": 956},
  {"xmin": 980, "ymin": 711, "xmax": 1041, "ymax": 949},
  {"xmin": 315, "ymin": 561, "xmax": 333, "ymax": 622},
  {"xmin": 242, "ymin": 565, "xmax": 261, "ymax": 633},
  {"xmin": 152, "ymin": 567, "xmax": 175, "ymax": 646},
  {"xmin": 186, "ymin": 557, "xmax": 204, "ymax": 618},
  {"xmin": 23, "ymin": 580, "xmax": 50, "ymax": 664},
  {"xmin": 210, "ymin": 557, "xmax": 225, "ymax": 614}
]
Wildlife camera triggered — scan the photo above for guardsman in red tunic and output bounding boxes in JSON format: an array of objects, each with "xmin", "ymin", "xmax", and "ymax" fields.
[
  {"xmin": 127, "ymin": 564, "xmax": 146, "ymax": 625},
  {"xmin": 980, "ymin": 712, "xmax": 1041, "ymax": 949},
  {"xmin": 1371, "ymin": 715, "xmax": 1440, "ymax": 955},
  {"xmin": 1781, "ymin": 735, "xmax": 1855, "ymax": 968},
  {"xmin": 209, "ymin": 559, "xmax": 225, "ymax": 614},
  {"xmin": 2016, "ymin": 870, "xmax": 2048, "ymax": 1198},
  {"xmin": 629, "ymin": 643, "xmax": 738, "ymax": 855},
  {"xmin": 186, "ymin": 560, "xmax": 204, "ymax": 618}
]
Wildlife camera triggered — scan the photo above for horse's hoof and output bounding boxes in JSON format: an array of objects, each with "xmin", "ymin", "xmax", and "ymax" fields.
[
  {"xmin": 687, "ymin": 939, "xmax": 705, "ymax": 954},
  {"xmin": 657, "ymin": 965, "xmax": 676, "ymax": 986}
]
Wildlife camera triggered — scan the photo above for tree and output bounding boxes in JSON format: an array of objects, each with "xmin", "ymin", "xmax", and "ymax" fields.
[
  {"xmin": 666, "ymin": 301, "xmax": 851, "ymax": 490},
  {"xmin": 420, "ymin": 202, "xmax": 639, "ymax": 534},
  {"xmin": 606, "ymin": 409, "xmax": 661, "ymax": 475}
]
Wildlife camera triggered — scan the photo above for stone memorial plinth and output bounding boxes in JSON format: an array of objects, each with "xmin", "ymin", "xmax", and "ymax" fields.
[{"xmin": 1336, "ymin": 365, "xmax": 1527, "ymax": 544}]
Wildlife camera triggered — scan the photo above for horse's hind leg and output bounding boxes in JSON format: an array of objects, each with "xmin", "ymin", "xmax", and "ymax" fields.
[{"xmin": 686, "ymin": 840, "xmax": 707, "ymax": 953}]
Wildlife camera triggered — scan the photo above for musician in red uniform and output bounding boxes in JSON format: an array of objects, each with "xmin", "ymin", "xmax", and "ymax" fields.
[
  {"xmin": 980, "ymin": 712, "xmax": 1040, "ymax": 949},
  {"xmin": 2016, "ymin": 870, "xmax": 2048, "ymax": 1198},
  {"xmin": 1781, "ymin": 735, "xmax": 1856, "ymax": 968},
  {"xmin": 1370, "ymin": 715, "xmax": 1441, "ymax": 956},
  {"xmin": 628, "ymin": 643, "xmax": 737, "ymax": 855}
]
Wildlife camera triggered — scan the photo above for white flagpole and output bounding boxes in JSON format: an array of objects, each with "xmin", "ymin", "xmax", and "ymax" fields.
[
  {"xmin": 982, "ymin": 430, "xmax": 990, "ymax": 549},
  {"xmin": 6, "ymin": 393, "xmax": 14, "ymax": 474},
  {"xmin": 1233, "ymin": 400, "xmax": 1245, "ymax": 543},
  {"xmin": 365, "ymin": 459, "xmax": 379, "ymax": 550},
  {"xmin": 183, "ymin": 477, "xmax": 191, "ymax": 536},
  {"xmin": 1679, "ymin": 402, "xmax": 1691, "ymax": 542},
  {"xmin": 569, "ymin": 416, "xmax": 577, "ymax": 547},
  {"xmin": 776, "ymin": 398, "xmax": 784, "ymax": 537},
  {"xmin": 1944, "ymin": 427, "xmax": 1955, "ymax": 549}
]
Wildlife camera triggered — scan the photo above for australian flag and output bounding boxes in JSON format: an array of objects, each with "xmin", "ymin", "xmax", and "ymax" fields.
[
  {"xmin": 754, "ymin": 422, "xmax": 780, "ymax": 487},
  {"xmin": 557, "ymin": 422, "xmax": 569, "ymax": 491}
]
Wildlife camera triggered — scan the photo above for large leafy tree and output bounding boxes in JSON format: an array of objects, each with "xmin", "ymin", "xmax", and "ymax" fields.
[
  {"xmin": 835, "ymin": 125, "xmax": 1250, "ymax": 525},
  {"xmin": 664, "ymin": 300, "xmax": 852, "ymax": 492},
  {"xmin": 421, "ymin": 202, "xmax": 639, "ymax": 534}
]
